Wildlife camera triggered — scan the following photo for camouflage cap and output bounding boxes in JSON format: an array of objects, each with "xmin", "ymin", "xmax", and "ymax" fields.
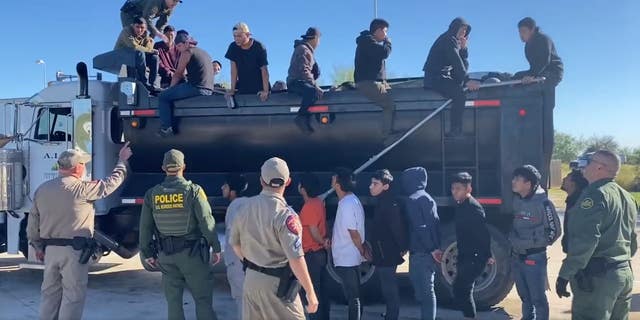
[
  {"xmin": 261, "ymin": 157, "xmax": 290, "ymax": 188},
  {"xmin": 162, "ymin": 149, "xmax": 185, "ymax": 172},
  {"xmin": 58, "ymin": 149, "xmax": 92, "ymax": 170},
  {"xmin": 233, "ymin": 22, "xmax": 250, "ymax": 34}
]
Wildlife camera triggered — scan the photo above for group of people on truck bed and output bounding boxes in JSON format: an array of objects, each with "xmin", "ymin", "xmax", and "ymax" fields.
[{"xmin": 27, "ymin": 142, "xmax": 638, "ymax": 320}]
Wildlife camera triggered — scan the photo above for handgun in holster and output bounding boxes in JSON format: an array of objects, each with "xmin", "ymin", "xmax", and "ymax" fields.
[
  {"xmin": 72, "ymin": 237, "xmax": 97, "ymax": 265},
  {"xmin": 575, "ymin": 258, "xmax": 608, "ymax": 293},
  {"xmin": 276, "ymin": 266, "xmax": 302, "ymax": 303},
  {"xmin": 189, "ymin": 237, "xmax": 210, "ymax": 264}
]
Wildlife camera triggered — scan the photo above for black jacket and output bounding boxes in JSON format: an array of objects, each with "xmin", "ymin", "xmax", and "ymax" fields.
[
  {"xmin": 561, "ymin": 191, "xmax": 581, "ymax": 253},
  {"xmin": 423, "ymin": 17, "xmax": 471, "ymax": 86},
  {"xmin": 455, "ymin": 196, "xmax": 491, "ymax": 263},
  {"xmin": 370, "ymin": 191, "xmax": 409, "ymax": 266},
  {"xmin": 354, "ymin": 30, "xmax": 392, "ymax": 82},
  {"xmin": 402, "ymin": 167, "xmax": 441, "ymax": 254},
  {"xmin": 522, "ymin": 29, "xmax": 563, "ymax": 82}
]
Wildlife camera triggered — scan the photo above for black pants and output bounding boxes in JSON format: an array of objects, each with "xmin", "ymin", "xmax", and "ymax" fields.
[
  {"xmin": 453, "ymin": 259, "xmax": 486, "ymax": 318},
  {"xmin": 288, "ymin": 80, "xmax": 319, "ymax": 116},
  {"xmin": 377, "ymin": 266, "xmax": 400, "ymax": 320},
  {"xmin": 335, "ymin": 266, "xmax": 361, "ymax": 320},
  {"xmin": 541, "ymin": 80, "xmax": 558, "ymax": 189},
  {"xmin": 134, "ymin": 50, "xmax": 158, "ymax": 87},
  {"xmin": 303, "ymin": 250, "xmax": 330, "ymax": 320},
  {"xmin": 428, "ymin": 76, "xmax": 465, "ymax": 133}
]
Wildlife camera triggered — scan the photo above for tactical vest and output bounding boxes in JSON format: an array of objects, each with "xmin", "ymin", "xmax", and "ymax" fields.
[{"xmin": 150, "ymin": 182, "xmax": 198, "ymax": 237}]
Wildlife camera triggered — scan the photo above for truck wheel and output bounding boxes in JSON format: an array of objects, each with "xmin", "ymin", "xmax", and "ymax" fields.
[
  {"xmin": 434, "ymin": 224, "xmax": 513, "ymax": 309},
  {"xmin": 19, "ymin": 215, "xmax": 28, "ymax": 259},
  {"xmin": 325, "ymin": 249, "xmax": 381, "ymax": 303}
]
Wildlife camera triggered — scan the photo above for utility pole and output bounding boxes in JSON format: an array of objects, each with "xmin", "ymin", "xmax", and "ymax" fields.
[{"xmin": 373, "ymin": 0, "xmax": 378, "ymax": 18}]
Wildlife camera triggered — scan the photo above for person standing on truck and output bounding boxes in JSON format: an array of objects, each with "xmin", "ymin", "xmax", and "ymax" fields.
[
  {"xmin": 26, "ymin": 143, "xmax": 132, "ymax": 320},
  {"xmin": 354, "ymin": 19, "xmax": 399, "ymax": 141},
  {"xmin": 225, "ymin": 22, "xmax": 271, "ymax": 102},
  {"xmin": 514, "ymin": 17, "xmax": 564, "ymax": 189},
  {"xmin": 510, "ymin": 165, "xmax": 561, "ymax": 320},
  {"xmin": 331, "ymin": 167, "xmax": 367, "ymax": 320},
  {"xmin": 559, "ymin": 168, "xmax": 588, "ymax": 254},
  {"xmin": 115, "ymin": 17, "xmax": 160, "ymax": 93},
  {"xmin": 287, "ymin": 27, "xmax": 324, "ymax": 135},
  {"xmin": 138, "ymin": 149, "xmax": 222, "ymax": 320},
  {"xmin": 154, "ymin": 25, "xmax": 179, "ymax": 88},
  {"xmin": 228, "ymin": 157, "xmax": 319, "ymax": 319},
  {"xmin": 298, "ymin": 173, "xmax": 330, "ymax": 320},
  {"xmin": 401, "ymin": 167, "xmax": 442, "ymax": 320},
  {"xmin": 157, "ymin": 32, "xmax": 214, "ymax": 137},
  {"xmin": 556, "ymin": 150, "xmax": 638, "ymax": 320},
  {"xmin": 450, "ymin": 172, "xmax": 494, "ymax": 320},
  {"xmin": 120, "ymin": 0, "xmax": 181, "ymax": 42},
  {"xmin": 221, "ymin": 173, "xmax": 249, "ymax": 319},
  {"xmin": 369, "ymin": 169, "xmax": 408, "ymax": 320},
  {"xmin": 422, "ymin": 17, "xmax": 481, "ymax": 137}
]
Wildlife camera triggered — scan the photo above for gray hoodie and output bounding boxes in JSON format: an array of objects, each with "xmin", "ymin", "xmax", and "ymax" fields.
[{"xmin": 509, "ymin": 186, "xmax": 561, "ymax": 255}]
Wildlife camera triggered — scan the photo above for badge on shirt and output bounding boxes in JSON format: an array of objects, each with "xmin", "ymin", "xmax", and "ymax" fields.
[
  {"xmin": 580, "ymin": 198, "xmax": 594, "ymax": 209},
  {"xmin": 285, "ymin": 214, "xmax": 302, "ymax": 236}
]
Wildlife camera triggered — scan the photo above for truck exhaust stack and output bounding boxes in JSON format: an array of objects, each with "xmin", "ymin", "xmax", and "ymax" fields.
[{"xmin": 76, "ymin": 62, "xmax": 89, "ymax": 98}]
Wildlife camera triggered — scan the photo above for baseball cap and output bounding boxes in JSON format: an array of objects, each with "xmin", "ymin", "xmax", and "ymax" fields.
[
  {"xmin": 301, "ymin": 27, "xmax": 321, "ymax": 39},
  {"xmin": 175, "ymin": 32, "xmax": 197, "ymax": 45},
  {"xmin": 261, "ymin": 157, "xmax": 290, "ymax": 188},
  {"xmin": 162, "ymin": 149, "xmax": 185, "ymax": 172},
  {"xmin": 233, "ymin": 22, "xmax": 250, "ymax": 34},
  {"xmin": 58, "ymin": 149, "xmax": 91, "ymax": 170},
  {"xmin": 513, "ymin": 165, "xmax": 541, "ymax": 185}
]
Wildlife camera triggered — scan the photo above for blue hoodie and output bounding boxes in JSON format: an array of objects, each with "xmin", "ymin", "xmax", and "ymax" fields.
[{"xmin": 402, "ymin": 167, "xmax": 441, "ymax": 254}]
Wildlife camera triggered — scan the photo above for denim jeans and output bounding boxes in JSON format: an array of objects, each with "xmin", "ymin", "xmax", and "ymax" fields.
[
  {"xmin": 158, "ymin": 83, "xmax": 212, "ymax": 129},
  {"xmin": 335, "ymin": 266, "xmax": 361, "ymax": 320},
  {"xmin": 288, "ymin": 80, "xmax": 319, "ymax": 115},
  {"xmin": 453, "ymin": 259, "xmax": 486, "ymax": 318},
  {"xmin": 303, "ymin": 250, "xmax": 330, "ymax": 320},
  {"xmin": 377, "ymin": 266, "xmax": 400, "ymax": 320},
  {"xmin": 512, "ymin": 251, "xmax": 549, "ymax": 320},
  {"xmin": 409, "ymin": 252, "xmax": 436, "ymax": 320}
]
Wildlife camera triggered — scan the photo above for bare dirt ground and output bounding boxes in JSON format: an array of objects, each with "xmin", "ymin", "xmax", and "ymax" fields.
[{"xmin": 1, "ymin": 220, "xmax": 639, "ymax": 320}]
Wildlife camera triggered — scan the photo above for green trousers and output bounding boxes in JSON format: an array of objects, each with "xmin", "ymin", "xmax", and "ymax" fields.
[
  {"xmin": 570, "ymin": 264, "xmax": 633, "ymax": 320},
  {"xmin": 159, "ymin": 249, "xmax": 217, "ymax": 320}
]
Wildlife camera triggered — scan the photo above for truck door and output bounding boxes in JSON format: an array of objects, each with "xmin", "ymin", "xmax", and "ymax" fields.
[{"xmin": 27, "ymin": 106, "xmax": 73, "ymax": 198}]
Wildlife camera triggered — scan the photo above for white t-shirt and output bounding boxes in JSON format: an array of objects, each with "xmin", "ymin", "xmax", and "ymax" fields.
[{"xmin": 332, "ymin": 193, "xmax": 365, "ymax": 267}]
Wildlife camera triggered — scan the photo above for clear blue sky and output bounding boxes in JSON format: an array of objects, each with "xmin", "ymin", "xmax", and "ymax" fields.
[{"xmin": 1, "ymin": 1, "xmax": 637, "ymax": 147}]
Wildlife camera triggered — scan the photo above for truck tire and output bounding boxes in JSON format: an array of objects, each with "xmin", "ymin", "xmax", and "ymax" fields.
[{"xmin": 434, "ymin": 224, "xmax": 513, "ymax": 309}]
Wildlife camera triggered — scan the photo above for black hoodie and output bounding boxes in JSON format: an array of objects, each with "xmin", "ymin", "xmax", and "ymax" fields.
[
  {"xmin": 402, "ymin": 167, "xmax": 441, "ymax": 254},
  {"xmin": 455, "ymin": 196, "xmax": 491, "ymax": 263},
  {"xmin": 423, "ymin": 17, "xmax": 471, "ymax": 86},
  {"xmin": 354, "ymin": 30, "xmax": 392, "ymax": 82},
  {"xmin": 523, "ymin": 28, "xmax": 563, "ymax": 82},
  {"xmin": 370, "ymin": 190, "xmax": 409, "ymax": 267}
]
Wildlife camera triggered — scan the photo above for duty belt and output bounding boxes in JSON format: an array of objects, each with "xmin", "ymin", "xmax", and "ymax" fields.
[
  {"xmin": 158, "ymin": 236, "xmax": 197, "ymax": 255},
  {"xmin": 243, "ymin": 259, "xmax": 287, "ymax": 278},
  {"xmin": 41, "ymin": 238, "xmax": 75, "ymax": 247}
]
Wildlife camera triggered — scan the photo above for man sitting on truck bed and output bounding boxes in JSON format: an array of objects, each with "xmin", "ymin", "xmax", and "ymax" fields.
[
  {"xmin": 225, "ymin": 22, "xmax": 271, "ymax": 102},
  {"xmin": 422, "ymin": 17, "xmax": 480, "ymax": 136},
  {"xmin": 154, "ymin": 25, "xmax": 179, "ymax": 88},
  {"xmin": 287, "ymin": 27, "xmax": 324, "ymax": 134},
  {"xmin": 115, "ymin": 17, "xmax": 160, "ymax": 93},
  {"xmin": 157, "ymin": 32, "xmax": 214, "ymax": 137}
]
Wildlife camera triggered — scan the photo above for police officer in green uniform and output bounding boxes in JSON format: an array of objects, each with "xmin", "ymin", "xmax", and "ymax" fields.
[
  {"xmin": 120, "ymin": 0, "xmax": 181, "ymax": 42},
  {"xmin": 228, "ymin": 157, "xmax": 319, "ymax": 320},
  {"xmin": 556, "ymin": 150, "xmax": 638, "ymax": 320},
  {"xmin": 139, "ymin": 149, "xmax": 221, "ymax": 320}
]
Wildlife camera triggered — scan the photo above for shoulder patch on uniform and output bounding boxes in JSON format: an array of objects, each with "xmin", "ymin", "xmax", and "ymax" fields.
[
  {"xmin": 285, "ymin": 214, "xmax": 302, "ymax": 236},
  {"xmin": 580, "ymin": 198, "xmax": 594, "ymax": 209},
  {"xmin": 197, "ymin": 188, "xmax": 207, "ymax": 201}
]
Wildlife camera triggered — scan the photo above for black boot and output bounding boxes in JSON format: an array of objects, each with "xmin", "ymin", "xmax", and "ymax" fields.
[{"xmin": 295, "ymin": 114, "xmax": 314, "ymax": 135}]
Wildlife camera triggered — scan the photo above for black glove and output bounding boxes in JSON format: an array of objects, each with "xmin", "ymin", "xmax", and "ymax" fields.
[{"xmin": 556, "ymin": 277, "xmax": 571, "ymax": 298}]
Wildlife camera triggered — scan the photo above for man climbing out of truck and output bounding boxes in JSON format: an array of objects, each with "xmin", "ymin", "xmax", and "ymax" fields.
[
  {"xmin": 331, "ymin": 167, "xmax": 366, "ymax": 320},
  {"xmin": 402, "ymin": 167, "xmax": 441, "ymax": 320},
  {"xmin": 355, "ymin": 19, "xmax": 399, "ymax": 143},
  {"xmin": 154, "ymin": 25, "xmax": 179, "ymax": 88},
  {"xmin": 27, "ymin": 143, "xmax": 132, "ymax": 320},
  {"xmin": 225, "ymin": 22, "xmax": 271, "ymax": 102},
  {"xmin": 510, "ymin": 165, "xmax": 561, "ymax": 320},
  {"xmin": 157, "ymin": 32, "xmax": 214, "ymax": 137},
  {"xmin": 513, "ymin": 17, "xmax": 564, "ymax": 188},
  {"xmin": 221, "ymin": 173, "xmax": 249, "ymax": 320},
  {"xmin": 139, "ymin": 149, "xmax": 222, "ymax": 320},
  {"xmin": 114, "ymin": 17, "xmax": 161, "ymax": 93},
  {"xmin": 287, "ymin": 27, "xmax": 324, "ymax": 134},
  {"xmin": 422, "ymin": 17, "xmax": 480, "ymax": 137},
  {"xmin": 120, "ymin": 0, "xmax": 181, "ymax": 43},
  {"xmin": 450, "ymin": 172, "xmax": 494, "ymax": 320}
]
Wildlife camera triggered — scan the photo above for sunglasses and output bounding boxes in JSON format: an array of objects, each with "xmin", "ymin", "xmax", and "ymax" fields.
[{"xmin": 576, "ymin": 153, "xmax": 607, "ymax": 169}]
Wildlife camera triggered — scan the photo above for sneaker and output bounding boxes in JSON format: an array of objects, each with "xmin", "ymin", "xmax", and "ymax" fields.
[
  {"xmin": 157, "ymin": 126, "xmax": 174, "ymax": 138},
  {"xmin": 294, "ymin": 115, "xmax": 314, "ymax": 135}
]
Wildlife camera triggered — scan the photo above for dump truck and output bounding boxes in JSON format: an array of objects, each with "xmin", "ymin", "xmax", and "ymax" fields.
[{"xmin": 0, "ymin": 51, "xmax": 551, "ymax": 307}]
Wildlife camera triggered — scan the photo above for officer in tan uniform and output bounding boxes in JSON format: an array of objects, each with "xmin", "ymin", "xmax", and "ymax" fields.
[
  {"xmin": 229, "ymin": 157, "xmax": 319, "ymax": 320},
  {"xmin": 139, "ymin": 149, "xmax": 221, "ymax": 320},
  {"xmin": 26, "ymin": 142, "xmax": 132, "ymax": 320}
]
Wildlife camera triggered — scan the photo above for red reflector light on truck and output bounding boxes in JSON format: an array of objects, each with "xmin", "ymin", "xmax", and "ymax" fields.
[
  {"xmin": 477, "ymin": 198, "xmax": 502, "ymax": 205},
  {"xmin": 133, "ymin": 109, "xmax": 156, "ymax": 116},
  {"xmin": 122, "ymin": 198, "xmax": 145, "ymax": 205},
  {"xmin": 466, "ymin": 100, "xmax": 501, "ymax": 107},
  {"xmin": 308, "ymin": 106, "xmax": 329, "ymax": 113},
  {"xmin": 519, "ymin": 109, "xmax": 527, "ymax": 117}
]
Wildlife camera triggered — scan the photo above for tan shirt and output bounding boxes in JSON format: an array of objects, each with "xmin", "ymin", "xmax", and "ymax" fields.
[
  {"xmin": 27, "ymin": 161, "xmax": 128, "ymax": 250},
  {"xmin": 229, "ymin": 190, "xmax": 303, "ymax": 268},
  {"xmin": 114, "ymin": 26, "xmax": 155, "ymax": 53}
]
